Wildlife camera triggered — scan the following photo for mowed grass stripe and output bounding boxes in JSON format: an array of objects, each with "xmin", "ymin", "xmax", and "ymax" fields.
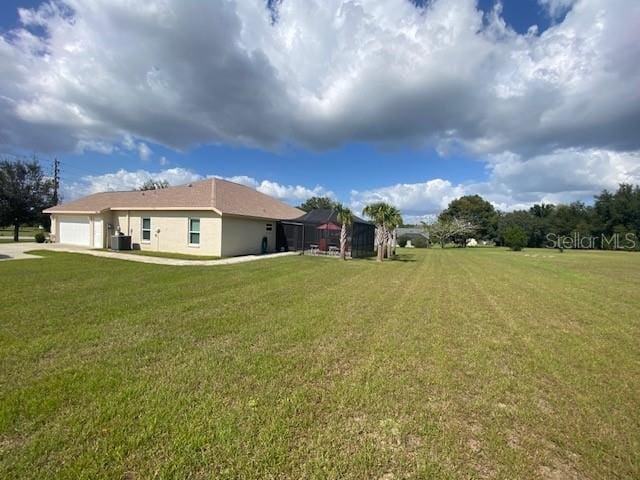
[
  {"xmin": 446, "ymin": 249, "xmax": 639, "ymax": 479},
  {"xmin": 0, "ymin": 248, "xmax": 639, "ymax": 479}
]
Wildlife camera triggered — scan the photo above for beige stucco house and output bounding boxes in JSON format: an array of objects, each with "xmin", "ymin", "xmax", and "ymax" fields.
[{"xmin": 43, "ymin": 178, "xmax": 303, "ymax": 257}]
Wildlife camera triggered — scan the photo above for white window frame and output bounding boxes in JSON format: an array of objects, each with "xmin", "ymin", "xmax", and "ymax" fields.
[
  {"xmin": 188, "ymin": 217, "xmax": 200, "ymax": 247},
  {"xmin": 141, "ymin": 217, "xmax": 151, "ymax": 243}
]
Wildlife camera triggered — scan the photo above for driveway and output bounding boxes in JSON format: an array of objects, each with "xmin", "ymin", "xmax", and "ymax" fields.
[
  {"xmin": 0, "ymin": 242, "xmax": 300, "ymax": 266},
  {"xmin": 0, "ymin": 242, "xmax": 90, "ymax": 261}
]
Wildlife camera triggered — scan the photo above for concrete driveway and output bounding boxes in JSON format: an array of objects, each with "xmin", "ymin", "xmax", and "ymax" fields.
[
  {"xmin": 0, "ymin": 242, "xmax": 299, "ymax": 266},
  {"xmin": 0, "ymin": 242, "xmax": 90, "ymax": 261}
]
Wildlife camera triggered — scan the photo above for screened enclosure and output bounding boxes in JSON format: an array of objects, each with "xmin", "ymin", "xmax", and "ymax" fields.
[{"xmin": 276, "ymin": 209, "xmax": 375, "ymax": 258}]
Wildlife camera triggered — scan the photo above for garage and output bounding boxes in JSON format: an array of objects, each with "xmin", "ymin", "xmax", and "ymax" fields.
[{"xmin": 58, "ymin": 216, "xmax": 91, "ymax": 246}]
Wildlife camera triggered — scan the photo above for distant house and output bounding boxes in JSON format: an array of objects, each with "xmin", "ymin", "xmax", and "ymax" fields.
[
  {"xmin": 396, "ymin": 227, "xmax": 429, "ymax": 241},
  {"xmin": 43, "ymin": 178, "xmax": 303, "ymax": 257}
]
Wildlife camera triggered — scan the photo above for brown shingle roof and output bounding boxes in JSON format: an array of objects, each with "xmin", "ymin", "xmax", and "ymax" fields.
[{"xmin": 44, "ymin": 178, "xmax": 303, "ymax": 220}]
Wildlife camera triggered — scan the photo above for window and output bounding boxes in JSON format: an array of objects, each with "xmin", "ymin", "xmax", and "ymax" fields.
[
  {"xmin": 141, "ymin": 217, "xmax": 151, "ymax": 242},
  {"xmin": 189, "ymin": 218, "xmax": 200, "ymax": 245}
]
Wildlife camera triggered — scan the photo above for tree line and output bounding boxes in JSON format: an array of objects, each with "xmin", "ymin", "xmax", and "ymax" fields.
[{"xmin": 422, "ymin": 184, "xmax": 640, "ymax": 250}]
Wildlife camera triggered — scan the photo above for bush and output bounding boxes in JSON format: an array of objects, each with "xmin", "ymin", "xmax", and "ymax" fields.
[
  {"xmin": 503, "ymin": 225, "xmax": 527, "ymax": 251},
  {"xmin": 397, "ymin": 235, "xmax": 410, "ymax": 247},
  {"xmin": 412, "ymin": 236, "xmax": 429, "ymax": 248},
  {"xmin": 34, "ymin": 232, "xmax": 45, "ymax": 243},
  {"xmin": 397, "ymin": 234, "xmax": 428, "ymax": 248}
]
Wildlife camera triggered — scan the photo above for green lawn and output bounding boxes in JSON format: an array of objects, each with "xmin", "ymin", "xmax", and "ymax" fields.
[
  {"xmin": 0, "ymin": 238, "xmax": 35, "ymax": 243},
  {"xmin": 96, "ymin": 249, "xmax": 221, "ymax": 261},
  {"xmin": 1, "ymin": 248, "xmax": 639, "ymax": 479},
  {"xmin": 0, "ymin": 226, "xmax": 42, "ymax": 236}
]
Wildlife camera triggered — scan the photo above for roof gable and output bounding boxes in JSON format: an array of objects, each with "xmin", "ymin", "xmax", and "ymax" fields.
[{"xmin": 44, "ymin": 178, "xmax": 303, "ymax": 220}]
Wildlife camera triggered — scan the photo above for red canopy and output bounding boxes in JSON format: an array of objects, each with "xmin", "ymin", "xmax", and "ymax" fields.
[{"xmin": 317, "ymin": 222, "xmax": 341, "ymax": 231}]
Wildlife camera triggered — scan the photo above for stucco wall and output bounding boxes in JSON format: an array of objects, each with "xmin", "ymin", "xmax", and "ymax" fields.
[
  {"xmin": 51, "ymin": 213, "xmax": 106, "ymax": 248},
  {"xmin": 52, "ymin": 211, "xmax": 281, "ymax": 257},
  {"xmin": 112, "ymin": 210, "xmax": 222, "ymax": 256},
  {"xmin": 221, "ymin": 216, "xmax": 276, "ymax": 257},
  {"xmin": 50, "ymin": 214, "xmax": 57, "ymax": 239}
]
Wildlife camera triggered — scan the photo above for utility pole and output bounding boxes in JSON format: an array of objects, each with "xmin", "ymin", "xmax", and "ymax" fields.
[{"xmin": 53, "ymin": 157, "xmax": 60, "ymax": 205}]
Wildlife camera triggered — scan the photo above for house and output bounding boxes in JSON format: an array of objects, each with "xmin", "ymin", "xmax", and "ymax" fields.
[
  {"xmin": 43, "ymin": 178, "xmax": 303, "ymax": 257},
  {"xmin": 395, "ymin": 227, "xmax": 429, "ymax": 248},
  {"xmin": 396, "ymin": 227, "xmax": 429, "ymax": 239},
  {"xmin": 276, "ymin": 209, "xmax": 376, "ymax": 258}
]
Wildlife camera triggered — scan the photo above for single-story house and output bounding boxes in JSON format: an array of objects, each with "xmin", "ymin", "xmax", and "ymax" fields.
[
  {"xmin": 395, "ymin": 227, "xmax": 429, "ymax": 248},
  {"xmin": 396, "ymin": 227, "xmax": 429, "ymax": 240},
  {"xmin": 43, "ymin": 178, "xmax": 303, "ymax": 257}
]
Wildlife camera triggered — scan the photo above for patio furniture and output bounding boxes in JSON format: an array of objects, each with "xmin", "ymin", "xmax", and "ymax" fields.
[
  {"xmin": 310, "ymin": 244, "xmax": 319, "ymax": 255},
  {"xmin": 329, "ymin": 246, "xmax": 340, "ymax": 256}
]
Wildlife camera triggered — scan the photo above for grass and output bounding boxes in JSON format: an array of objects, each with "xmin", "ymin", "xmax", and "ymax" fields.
[
  {"xmin": 0, "ymin": 226, "xmax": 47, "ymax": 243},
  {"xmin": 1, "ymin": 248, "xmax": 639, "ymax": 479},
  {"xmin": 0, "ymin": 226, "xmax": 42, "ymax": 236},
  {"xmin": 0, "ymin": 238, "xmax": 35, "ymax": 243},
  {"xmin": 95, "ymin": 249, "xmax": 221, "ymax": 261}
]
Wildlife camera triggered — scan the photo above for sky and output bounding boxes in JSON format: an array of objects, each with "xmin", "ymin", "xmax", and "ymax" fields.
[{"xmin": 0, "ymin": 0, "xmax": 639, "ymax": 223}]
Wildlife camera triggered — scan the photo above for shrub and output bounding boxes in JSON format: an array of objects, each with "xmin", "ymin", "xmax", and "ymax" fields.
[
  {"xmin": 397, "ymin": 234, "xmax": 428, "ymax": 248},
  {"xmin": 397, "ymin": 235, "xmax": 411, "ymax": 247},
  {"xmin": 34, "ymin": 232, "xmax": 46, "ymax": 243},
  {"xmin": 503, "ymin": 225, "xmax": 527, "ymax": 251},
  {"xmin": 412, "ymin": 236, "xmax": 429, "ymax": 248}
]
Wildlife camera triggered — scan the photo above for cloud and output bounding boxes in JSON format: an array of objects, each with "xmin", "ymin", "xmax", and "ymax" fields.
[
  {"xmin": 62, "ymin": 168, "xmax": 333, "ymax": 204},
  {"xmin": 538, "ymin": 0, "xmax": 577, "ymax": 19},
  {"xmin": 2, "ymin": 0, "xmax": 639, "ymax": 214},
  {"xmin": 350, "ymin": 179, "xmax": 466, "ymax": 218},
  {"xmin": 256, "ymin": 180, "xmax": 334, "ymax": 202},
  {"xmin": 0, "ymin": 0, "xmax": 637, "ymax": 158},
  {"xmin": 122, "ymin": 135, "xmax": 152, "ymax": 161},
  {"xmin": 62, "ymin": 167, "xmax": 203, "ymax": 199},
  {"xmin": 216, "ymin": 175, "xmax": 334, "ymax": 202},
  {"xmin": 351, "ymin": 148, "xmax": 640, "ymax": 219},
  {"xmin": 137, "ymin": 142, "xmax": 152, "ymax": 161}
]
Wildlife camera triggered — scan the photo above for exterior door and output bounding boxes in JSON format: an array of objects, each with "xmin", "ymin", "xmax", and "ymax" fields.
[{"xmin": 93, "ymin": 218, "xmax": 103, "ymax": 248}]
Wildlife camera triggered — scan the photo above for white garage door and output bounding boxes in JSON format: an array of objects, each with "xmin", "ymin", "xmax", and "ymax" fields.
[{"xmin": 59, "ymin": 216, "xmax": 91, "ymax": 246}]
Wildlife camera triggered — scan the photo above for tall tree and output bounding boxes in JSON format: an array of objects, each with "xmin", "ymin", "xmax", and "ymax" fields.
[
  {"xmin": 363, "ymin": 202, "xmax": 390, "ymax": 262},
  {"xmin": 334, "ymin": 203, "xmax": 353, "ymax": 260},
  {"xmin": 0, "ymin": 160, "xmax": 55, "ymax": 241},
  {"xmin": 425, "ymin": 218, "xmax": 476, "ymax": 248},
  {"xmin": 439, "ymin": 195, "xmax": 498, "ymax": 241},
  {"xmin": 299, "ymin": 196, "xmax": 335, "ymax": 212},
  {"xmin": 385, "ymin": 205, "xmax": 403, "ymax": 258},
  {"xmin": 139, "ymin": 179, "xmax": 169, "ymax": 191}
]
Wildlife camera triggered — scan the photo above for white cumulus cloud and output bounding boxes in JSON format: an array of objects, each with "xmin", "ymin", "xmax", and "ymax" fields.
[
  {"xmin": 0, "ymin": 0, "xmax": 637, "ymax": 157},
  {"xmin": 1, "ymin": 0, "xmax": 639, "ymax": 214},
  {"xmin": 62, "ymin": 168, "xmax": 333, "ymax": 205},
  {"xmin": 351, "ymin": 148, "xmax": 640, "ymax": 219}
]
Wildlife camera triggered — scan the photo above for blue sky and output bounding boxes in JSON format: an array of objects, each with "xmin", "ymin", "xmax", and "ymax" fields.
[{"xmin": 0, "ymin": 0, "xmax": 638, "ymax": 221}]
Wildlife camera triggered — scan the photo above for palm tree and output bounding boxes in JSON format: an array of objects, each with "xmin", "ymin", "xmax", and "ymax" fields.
[
  {"xmin": 363, "ymin": 201, "xmax": 394, "ymax": 262},
  {"xmin": 385, "ymin": 206, "xmax": 403, "ymax": 259},
  {"xmin": 334, "ymin": 203, "xmax": 353, "ymax": 260}
]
